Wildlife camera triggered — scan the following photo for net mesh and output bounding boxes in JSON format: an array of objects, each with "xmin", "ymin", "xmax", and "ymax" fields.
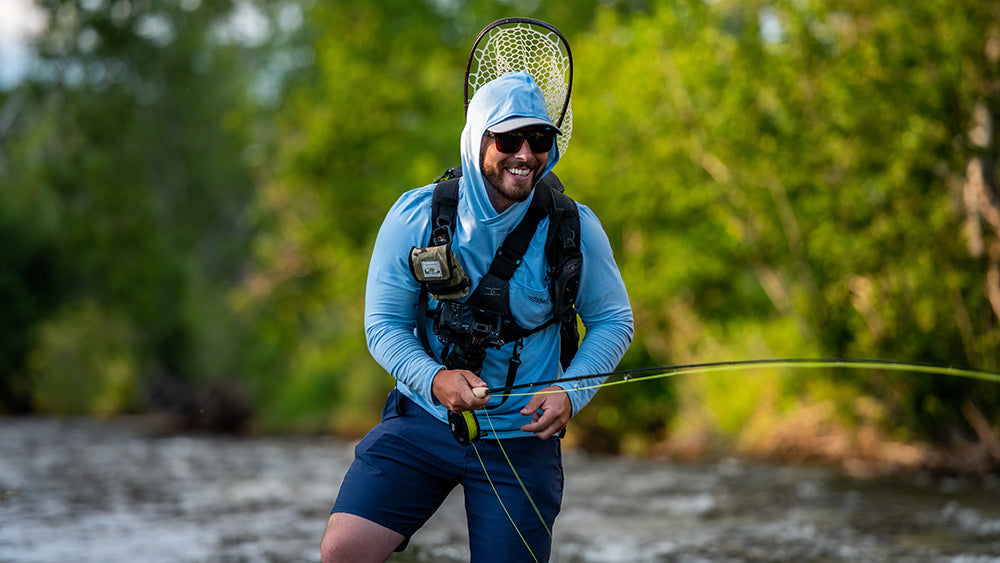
[{"xmin": 468, "ymin": 22, "xmax": 573, "ymax": 156}]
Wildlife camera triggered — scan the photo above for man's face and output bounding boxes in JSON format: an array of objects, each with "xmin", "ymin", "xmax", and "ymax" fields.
[{"xmin": 480, "ymin": 127, "xmax": 551, "ymax": 210}]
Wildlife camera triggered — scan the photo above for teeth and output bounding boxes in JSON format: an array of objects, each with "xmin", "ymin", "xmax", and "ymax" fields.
[{"xmin": 507, "ymin": 167, "xmax": 530, "ymax": 177}]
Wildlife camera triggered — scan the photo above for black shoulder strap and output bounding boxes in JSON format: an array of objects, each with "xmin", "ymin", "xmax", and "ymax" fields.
[
  {"xmin": 545, "ymin": 189, "xmax": 580, "ymax": 268},
  {"xmin": 416, "ymin": 177, "xmax": 461, "ymax": 354},
  {"xmin": 480, "ymin": 172, "xmax": 574, "ymax": 284},
  {"xmin": 541, "ymin": 174, "xmax": 582, "ymax": 370},
  {"xmin": 483, "ymin": 186, "xmax": 550, "ymax": 283},
  {"xmin": 430, "ymin": 177, "xmax": 460, "ymax": 246}
]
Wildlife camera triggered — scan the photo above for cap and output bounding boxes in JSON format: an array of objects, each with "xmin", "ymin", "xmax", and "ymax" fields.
[{"xmin": 488, "ymin": 116, "xmax": 562, "ymax": 135}]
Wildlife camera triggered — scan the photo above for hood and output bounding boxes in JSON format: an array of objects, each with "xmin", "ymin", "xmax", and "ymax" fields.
[{"xmin": 458, "ymin": 71, "xmax": 561, "ymax": 227}]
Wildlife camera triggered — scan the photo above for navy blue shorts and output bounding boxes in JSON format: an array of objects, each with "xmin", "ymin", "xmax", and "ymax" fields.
[{"xmin": 332, "ymin": 389, "xmax": 564, "ymax": 561}]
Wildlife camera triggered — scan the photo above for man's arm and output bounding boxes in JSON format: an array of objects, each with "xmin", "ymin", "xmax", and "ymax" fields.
[
  {"xmin": 364, "ymin": 188, "xmax": 491, "ymax": 411},
  {"xmin": 363, "ymin": 189, "xmax": 447, "ymax": 403}
]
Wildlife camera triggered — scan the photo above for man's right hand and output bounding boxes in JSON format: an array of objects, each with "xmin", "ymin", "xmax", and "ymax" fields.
[{"xmin": 432, "ymin": 369, "xmax": 491, "ymax": 412}]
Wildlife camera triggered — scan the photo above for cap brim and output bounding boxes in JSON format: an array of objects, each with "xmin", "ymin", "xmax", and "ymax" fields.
[{"xmin": 488, "ymin": 116, "xmax": 562, "ymax": 135}]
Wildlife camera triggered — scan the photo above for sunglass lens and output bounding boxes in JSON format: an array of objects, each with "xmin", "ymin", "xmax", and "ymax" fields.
[
  {"xmin": 525, "ymin": 131, "xmax": 555, "ymax": 153},
  {"xmin": 493, "ymin": 130, "xmax": 554, "ymax": 153},
  {"xmin": 495, "ymin": 133, "xmax": 523, "ymax": 153}
]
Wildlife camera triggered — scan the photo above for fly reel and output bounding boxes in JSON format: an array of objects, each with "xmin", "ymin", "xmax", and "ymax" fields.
[{"xmin": 448, "ymin": 410, "xmax": 485, "ymax": 446}]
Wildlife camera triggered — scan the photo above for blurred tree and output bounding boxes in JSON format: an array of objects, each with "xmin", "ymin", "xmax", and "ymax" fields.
[
  {"xmin": 3, "ymin": 0, "xmax": 997, "ymax": 459},
  {"xmin": 560, "ymin": 0, "xmax": 1000, "ymax": 449},
  {"xmin": 0, "ymin": 0, "xmax": 285, "ymax": 416},
  {"xmin": 0, "ymin": 172, "xmax": 63, "ymax": 411}
]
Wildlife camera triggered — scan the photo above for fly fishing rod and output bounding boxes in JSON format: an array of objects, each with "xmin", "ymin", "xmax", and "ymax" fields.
[{"xmin": 451, "ymin": 357, "xmax": 1000, "ymax": 446}]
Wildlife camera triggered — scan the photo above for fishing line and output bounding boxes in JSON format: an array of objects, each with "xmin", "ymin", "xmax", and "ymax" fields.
[
  {"xmin": 470, "ymin": 408, "xmax": 556, "ymax": 563},
  {"xmin": 466, "ymin": 357, "xmax": 1000, "ymax": 556},
  {"xmin": 478, "ymin": 358, "xmax": 1000, "ymax": 400},
  {"xmin": 465, "ymin": 358, "xmax": 1000, "ymax": 562},
  {"xmin": 470, "ymin": 427, "xmax": 541, "ymax": 563},
  {"xmin": 482, "ymin": 409, "xmax": 554, "ymax": 538}
]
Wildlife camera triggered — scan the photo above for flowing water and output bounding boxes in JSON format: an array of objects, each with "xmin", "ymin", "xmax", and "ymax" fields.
[{"xmin": 1, "ymin": 417, "xmax": 999, "ymax": 562}]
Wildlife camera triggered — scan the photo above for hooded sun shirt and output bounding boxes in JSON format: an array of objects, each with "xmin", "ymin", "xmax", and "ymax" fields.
[{"xmin": 364, "ymin": 72, "xmax": 633, "ymax": 439}]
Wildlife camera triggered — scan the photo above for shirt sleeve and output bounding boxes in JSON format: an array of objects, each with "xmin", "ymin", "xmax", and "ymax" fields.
[
  {"xmin": 559, "ymin": 205, "xmax": 634, "ymax": 417},
  {"xmin": 363, "ymin": 189, "xmax": 445, "ymax": 403}
]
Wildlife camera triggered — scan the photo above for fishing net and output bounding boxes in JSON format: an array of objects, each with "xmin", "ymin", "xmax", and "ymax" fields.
[{"xmin": 467, "ymin": 20, "xmax": 574, "ymax": 156}]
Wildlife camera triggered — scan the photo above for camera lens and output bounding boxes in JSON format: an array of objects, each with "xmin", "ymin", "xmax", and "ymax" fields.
[{"xmin": 446, "ymin": 344, "xmax": 486, "ymax": 374}]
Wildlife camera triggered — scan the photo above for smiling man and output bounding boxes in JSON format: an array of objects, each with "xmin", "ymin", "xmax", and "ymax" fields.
[{"xmin": 320, "ymin": 71, "xmax": 633, "ymax": 563}]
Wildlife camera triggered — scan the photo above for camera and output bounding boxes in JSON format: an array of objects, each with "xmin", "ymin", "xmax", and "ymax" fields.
[{"xmin": 433, "ymin": 301, "xmax": 505, "ymax": 374}]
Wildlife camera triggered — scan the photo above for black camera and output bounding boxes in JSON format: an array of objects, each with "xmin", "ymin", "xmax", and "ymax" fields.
[{"xmin": 433, "ymin": 301, "xmax": 505, "ymax": 374}]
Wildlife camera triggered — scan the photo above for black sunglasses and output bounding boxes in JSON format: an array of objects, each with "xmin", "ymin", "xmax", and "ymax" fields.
[{"xmin": 485, "ymin": 128, "xmax": 556, "ymax": 154}]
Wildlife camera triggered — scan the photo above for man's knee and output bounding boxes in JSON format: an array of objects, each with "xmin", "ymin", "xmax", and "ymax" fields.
[
  {"xmin": 320, "ymin": 514, "xmax": 364, "ymax": 563},
  {"xmin": 320, "ymin": 512, "xmax": 405, "ymax": 563}
]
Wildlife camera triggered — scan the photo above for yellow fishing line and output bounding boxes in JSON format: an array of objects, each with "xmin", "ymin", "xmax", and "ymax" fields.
[
  {"xmin": 467, "ymin": 358, "xmax": 1000, "ymax": 560},
  {"xmin": 481, "ymin": 409, "xmax": 555, "ymax": 541},
  {"xmin": 492, "ymin": 359, "xmax": 1000, "ymax": 399},
  {"xmin": 470, "ymin": 433, "xmax": 539, "ymax": 563}
]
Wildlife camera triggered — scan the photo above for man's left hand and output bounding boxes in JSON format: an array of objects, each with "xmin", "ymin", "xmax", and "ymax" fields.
[{"xmin": 519, "ymin": 385, "xmax": 571, "ymax": 440}]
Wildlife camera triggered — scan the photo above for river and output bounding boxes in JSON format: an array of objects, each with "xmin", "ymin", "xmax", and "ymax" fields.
[{"xmin": 1, "ymin": 417, "xmax": 999, "ymax": 562}]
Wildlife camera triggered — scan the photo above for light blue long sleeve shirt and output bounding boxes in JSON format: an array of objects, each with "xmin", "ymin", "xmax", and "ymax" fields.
[{"xmin": 364, "ymin": 72, "xmax": 633, "ymax": 439}]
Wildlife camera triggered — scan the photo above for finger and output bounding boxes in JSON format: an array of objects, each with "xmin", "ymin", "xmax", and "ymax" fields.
[
  {"xmin": 520, "ymin": 395, "xmax": 544, "ymax": 416},
  {"xmin": 460, "ymin": 371, "xmax": 487, "ymax": 389},
  {"xmin": 463, "ymin": 385, "xmax": 490, "ymax": 410},
  {"xmin": 521, "ymin": 416, "xmax": 561, "ymax": 440},
  {"xmin": 519, "ymin": 406, "xmax": 555, "ymax": 432}
]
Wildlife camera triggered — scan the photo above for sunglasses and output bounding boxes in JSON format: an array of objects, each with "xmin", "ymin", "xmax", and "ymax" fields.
[{"xmin": 485, "ymin": 128, "xmax": 556, "ymax": 154}]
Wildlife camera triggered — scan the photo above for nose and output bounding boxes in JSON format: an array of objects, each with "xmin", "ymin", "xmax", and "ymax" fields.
[{"xmin": 513, "ymin": 138, "xmax": 534, "ymax": 158}]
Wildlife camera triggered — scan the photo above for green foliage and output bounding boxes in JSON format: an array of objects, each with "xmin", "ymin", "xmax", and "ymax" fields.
[
  {"xmin": 557, "ymin": 0, "xmax": 1000, "ymax": 449},
  {"xmin": 0, "ymin": 183, "xmax": 65, "ymax": 412},
  {"xmin": 29, "ymin": 300, "xmax": 139, "ymax": 415}
]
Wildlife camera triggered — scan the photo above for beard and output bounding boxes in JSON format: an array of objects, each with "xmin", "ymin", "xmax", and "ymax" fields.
[{"xmin": 480, "ymin": 154, "xmax": 545, "ymax": 205}]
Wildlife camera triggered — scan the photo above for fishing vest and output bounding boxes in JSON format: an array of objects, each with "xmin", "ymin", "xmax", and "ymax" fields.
[{"xmin": 412, "ymin": 169, "xmax": 583, "ymax": 396}]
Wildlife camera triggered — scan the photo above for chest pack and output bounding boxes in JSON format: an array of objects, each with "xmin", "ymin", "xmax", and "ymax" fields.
[{"xmin": 412, "ymin": 170, "xmax": 583, "ymax": 396}]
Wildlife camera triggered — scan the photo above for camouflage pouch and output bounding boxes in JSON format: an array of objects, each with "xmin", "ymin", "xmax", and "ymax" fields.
[{"xmin": 409, "ymin": 243, "xmax": 470, "ymax": 300}]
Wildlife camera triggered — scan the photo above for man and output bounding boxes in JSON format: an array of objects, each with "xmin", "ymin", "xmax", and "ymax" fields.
[{"xmin": 321, "ymin": 71, "xmax": 632, "ymax": 562}]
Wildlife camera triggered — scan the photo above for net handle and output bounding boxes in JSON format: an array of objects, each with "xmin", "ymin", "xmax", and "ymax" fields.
[{"xmin": 463, "ymin": 17, "xmax": 574, "ymax": 129}]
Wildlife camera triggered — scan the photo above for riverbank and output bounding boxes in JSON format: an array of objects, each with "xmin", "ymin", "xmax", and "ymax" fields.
[
  {"xmin": 587, "ymin": 399, "xmax": 1000, "ymax": 480},
  {"xmin": 2, "ymin": 416, "xmax": 1000, "ymax": 562}
]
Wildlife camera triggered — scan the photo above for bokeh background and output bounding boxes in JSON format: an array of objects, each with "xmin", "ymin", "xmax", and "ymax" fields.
[{"xmin": 2, "ymin": 0, "xmax": 999, "ymax": 474}]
